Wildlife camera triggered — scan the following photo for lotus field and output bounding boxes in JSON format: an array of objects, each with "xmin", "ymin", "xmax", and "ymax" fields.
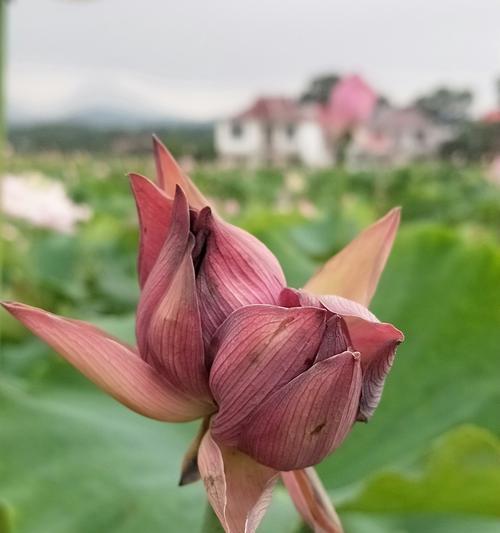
[{"xmin": 1, "ymin": 149, "xmax": 500, "ymax": 533}]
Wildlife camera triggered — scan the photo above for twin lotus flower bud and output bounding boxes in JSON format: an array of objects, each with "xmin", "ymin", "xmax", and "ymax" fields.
[{"xmin": 2, "ymin": 137, "xmax": 404, "ymax": 533}]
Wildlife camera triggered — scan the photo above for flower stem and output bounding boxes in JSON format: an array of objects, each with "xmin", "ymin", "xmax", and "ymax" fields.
[
  {"xmin": 201, "ymin": 502, "xmax": 224, "ymax": 533},
  {"xmin": 0, "ymin": 0, "xmax": 6, "ymax": 160}
]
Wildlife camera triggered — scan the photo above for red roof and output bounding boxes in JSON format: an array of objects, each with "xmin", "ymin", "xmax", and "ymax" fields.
[
  {"xmin": 481, "ymin": 110, "xmax": 500, "ymax": 124},
  {"xmin": 236, "ymin": 97, "xmax": 301, "ymax": 122}
]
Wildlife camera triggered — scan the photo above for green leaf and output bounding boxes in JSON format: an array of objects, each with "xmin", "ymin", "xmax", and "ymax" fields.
[
  {"xmin": 0, "ymin": 500, "xmax": 14, "ymax": 533},
  {"xmin": 340, "ymin": 513, "xmax": 500, "ymax": 533},
  {"xmin": 0, "ymin": 379, "xmax": 298, "ymax": 533},
  {"xmin": 339, "ymin": 425, "xmax": 500, "ymax": 516}
]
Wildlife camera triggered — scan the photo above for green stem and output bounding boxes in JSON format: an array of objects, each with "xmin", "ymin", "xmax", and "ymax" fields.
[
  {"xmin": 201, "ymin": 502, "xmax": 225, "ymax": 533},
  {"xmin": 335, "ymin": 131, "xmax": 352, "ymax": 169},
  {"xmin": 0, "ymin": 0, "xmax": 6, "ymax": 161},
  {"xmin": 0, "ymin": 0, "xmax": 6, "ymax": 372}
]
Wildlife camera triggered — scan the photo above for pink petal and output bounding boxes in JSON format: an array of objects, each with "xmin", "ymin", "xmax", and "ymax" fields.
[
  {"xmin": 198, "ymin": 429, "xmax": 278, "ymax": 533},
  {"xmin": 315, "ymin": 314, "xmax": 352, "ymax": 363},
  {"xmin": 343, "ymin": 318, "xmax": 402, "ymax": 421},
  {"xmin": 282, "ymin": 467, "xmax": 343, "ymax": 533},
  {"xmin": 2, "ymin": 302, "xmax": 207, "ymax": 422},
  {"xmin": 136, "ymin": 187, "xmax": 212, "ymax": 403},
  {"xmin": 318, "ymin": 294, "xmax": 378, "ymax": 322},
  {"xmin": 153, "ymin": 135, "xmax": 210, "ymax": 210},
  {"xmin": 281, "ymin": 290, "xmax": 404, "ymax": 421},
  {"xmin": 304, "ymin": 208, "xmax": 401, "ymax": 306},
  {"xmin": 319, "ymin": 295, "xmax": 403, "ymax": 421},
  {"xmin": 209, "ymin": 305, "xmax": 326, "ymax": 446},
  {"xmin": 280, "ymin": 288, "xmax": 375, "ymax": 322},
  {"xmin": 279, "ymin": 287, "xmax": 324, "ymax": 310},
  {"xmin": 238, "ymin": 351, "xmax": 362, "ymax": 470},
  {"xmin": 277, "ymin": 287, "xmax": 302, "ymax": 308},
  {"xmin": 195, "ymin": 209, "xmax": 287, "ymax": 346},
  {"xmin": 129, "ymin": 173, "xmax": 172, "ymax": 288}
]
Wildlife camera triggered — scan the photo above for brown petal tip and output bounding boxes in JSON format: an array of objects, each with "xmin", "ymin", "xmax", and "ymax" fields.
[{"xmin": 178, "ymin": 457, "xmax": 201, "ymax": 486}]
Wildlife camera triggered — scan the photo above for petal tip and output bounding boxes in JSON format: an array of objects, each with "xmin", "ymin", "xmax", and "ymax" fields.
[
  {"xmin": 2, "ymin": 300, "xmax": 35, "ymax": 316},
  {"xmin": 178, "ymin": 461, "xmax": 200, "ymax": 486},
  {"xmin": 152, "ymin": 133, "xmax": 167, "ymax": 153},
  {"xmin": 386, "ymin": 206, "xmax": 402, "ymax": 227},
  {"xmin": 173, "ymin": 183, "xmax": 188, "ymax": 204},
  {"xmin": 128, "ymin": 172, "xmax": 154, "ymax": 195}
]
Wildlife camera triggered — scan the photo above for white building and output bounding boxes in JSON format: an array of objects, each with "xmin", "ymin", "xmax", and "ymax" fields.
[
  {"xmin": 216, "ymin": 92, "xmax": 452, "ymax": 168},
  {"xmin": 349, "ymin": 105, "xmax": 454, "ymax": 168},
  {"xmin": 215, "ymin": 97, "xmax": 333, "ymax": 168}
]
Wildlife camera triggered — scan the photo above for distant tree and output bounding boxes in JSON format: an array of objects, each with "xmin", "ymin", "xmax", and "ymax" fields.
[
  {"xmin": 413, "ymin": 87, "xmax": 473, "ymax": 124},
  {"xmin": 377, "ymin": 94, "xmax": 391, "ymax": 107},
  {"xmin": 300, "ymin": 74, "xmax": 340, "ymax": 104},
  {"xmin": 440, "ymin": 121, "xmax": 500, "ymax": 162},
  {"xmin": 9, "ymin": 123, "xmax": 216, "ymax": 159}
]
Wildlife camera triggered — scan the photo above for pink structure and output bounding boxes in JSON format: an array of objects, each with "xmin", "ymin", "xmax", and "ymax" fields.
[{"xmin": 325, "ymin": 75, "xmax": 377, "ymax": 135}]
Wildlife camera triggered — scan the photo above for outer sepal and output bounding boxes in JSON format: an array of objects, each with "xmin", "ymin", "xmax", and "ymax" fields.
[{"xmin": 1, "ymin": 302, "xmax": 208, "ymax": 422}]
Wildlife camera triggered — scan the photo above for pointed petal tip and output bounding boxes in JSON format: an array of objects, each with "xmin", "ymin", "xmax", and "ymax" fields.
[
  {"xmin": 2, "ymin": 301, "xmax": 25, "ymax": 319},
  {"xmin": 152, "ymin": 134, "xmax": 177, "ymax": 164},
  {"xmin": 128, "ymin": 171, "xmax": 148, "ymax": 184},
  {"xmin": 128, "ymin": 172, "xmax": 158, "ymax": 196},
  {"xmin": 152, "ymin": 135, "xmax": 211, "ymax": 210},
  {"xmin": 3, "ymin": 301, "xmax": 209, "ymax": 422},
  {"xmin": 178, "ymin": 418, "xmax": 209, "ymax": 487},
  {"xmin": 2, "ymin": 300, "xmax": 16, "ymax": 310},
  {"xmin": 305, "ymin": 205, "xmax": 402, "ymax": 306},
  {"xmin": 152, "ymin": 133, "xmax": 167, "ymax": 153},
  {"xmin": 2, "ymin": 300, "xmax": 45, "ymax": 316},
  {"xmin": 178, "ymin": 464, "xmax": 200, "ymax": 486},
  {"xmin": 128, "ymin": 172, "xmax": 173, "ymax": 202},
  {"xmin": 172, "ymin": 182, "xmax": 189, "ymax": 206},
  {"xmin": 386, "ymin": 323, "xmax": 405, "ymax": 343},
  {"xmin": 385, "ymin": 206, "xmax": 402, "ymax": 228}
]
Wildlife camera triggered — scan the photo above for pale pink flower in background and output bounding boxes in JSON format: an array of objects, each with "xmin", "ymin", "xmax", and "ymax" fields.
[{"xmin": 1, "ymin": 173, "xmax": 91, "ymax": 234}]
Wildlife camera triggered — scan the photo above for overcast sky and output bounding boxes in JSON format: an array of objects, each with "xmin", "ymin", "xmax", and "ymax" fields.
[{"xmin": 6, "ymin": 0, "xmax": 500, "ymax": 121}]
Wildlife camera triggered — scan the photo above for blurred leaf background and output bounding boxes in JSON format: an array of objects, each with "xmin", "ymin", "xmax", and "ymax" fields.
[{"xmin": 1, "ymin": 154, "xmax": 500, "ymax": 532}]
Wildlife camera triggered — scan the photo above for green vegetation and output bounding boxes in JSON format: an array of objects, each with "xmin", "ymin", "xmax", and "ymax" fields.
[
  {"xmin": 9, "ymin": 124, "xmax": 215, "ymax": 159},
  {"xmin": 1, "ymin": 154, "xmax": 500, "ymax": 532}
]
